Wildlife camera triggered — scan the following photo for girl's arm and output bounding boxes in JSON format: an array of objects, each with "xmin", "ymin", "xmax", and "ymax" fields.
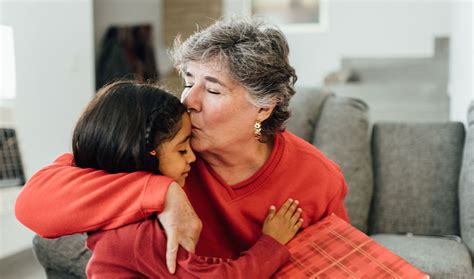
[
  {"xmin": 135, "ymin": 200, "xmax": 303, "ymax": 278},
  {"xmin": 15, "ymin": 153, "xmax": 173, "ymax": 238},
  {"xmin": 88, "ymin": 221, "xmax": 289, "ymax": 279},
  {"xmin": 176, "ymin": 235, "xmax": 289, "ymax": 278}
]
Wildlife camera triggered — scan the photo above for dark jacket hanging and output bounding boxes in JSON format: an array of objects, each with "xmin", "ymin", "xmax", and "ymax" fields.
[{"xmin": 96, "ymin": 25, "xmax": 159, "ymax": 89}]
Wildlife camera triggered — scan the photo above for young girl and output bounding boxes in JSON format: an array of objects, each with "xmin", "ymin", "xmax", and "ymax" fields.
[{"xmin": 72, "ymin": 80, "xmax": 304, "ymax": 278}]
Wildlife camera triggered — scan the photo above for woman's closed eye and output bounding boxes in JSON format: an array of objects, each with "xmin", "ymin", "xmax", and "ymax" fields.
[
  {"xmin": 178, "ymin": 149, "xmax": 188, "ymax": 155},
  {"xmin": 207, "ymin": 88, "xmax": 220, "ymax": 95}
]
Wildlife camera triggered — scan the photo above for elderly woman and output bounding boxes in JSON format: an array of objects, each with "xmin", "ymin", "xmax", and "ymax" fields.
[{"xmin": 16, "ymin": 18, "xmax": 349, "ymax": 275}]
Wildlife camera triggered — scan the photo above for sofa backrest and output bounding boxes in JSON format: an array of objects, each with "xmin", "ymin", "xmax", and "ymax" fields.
[
  {"xmin": 286, "ymin": 87, "xmax": 331, "ymax": 142},
  {"xmin": 459, "ymin": 101, "xmax": 474, "ymax": 259},
  {"xmin": 288, "ymin": 88, "xmax": 374, "ymax": 233},
  {"xmin": 312, "ymin": 96, "xmax": 374, "ymax": 233},
  {"xmin": 369, "ymin": 122, "xmax": 465, "ymax": 236}
]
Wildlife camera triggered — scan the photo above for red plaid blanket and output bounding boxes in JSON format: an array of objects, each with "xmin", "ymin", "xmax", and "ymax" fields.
[{"xmin": 274, "ymin": 214, "xmax": 429, "ymax": 278}]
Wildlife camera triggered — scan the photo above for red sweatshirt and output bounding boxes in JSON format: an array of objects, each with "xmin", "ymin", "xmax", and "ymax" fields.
[
  {"xmin": 86, "ymin": 220, "xmax": 289, "ymax": 278},
  {"xmin": 16, "ymin": 131, "xmax": 349, "ymax": 259}
]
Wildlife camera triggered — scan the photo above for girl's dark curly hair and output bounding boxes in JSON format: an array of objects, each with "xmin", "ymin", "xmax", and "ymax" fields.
[{"xmin": 72, "ymin": 80, "xmax": 186, "ymax": 174}]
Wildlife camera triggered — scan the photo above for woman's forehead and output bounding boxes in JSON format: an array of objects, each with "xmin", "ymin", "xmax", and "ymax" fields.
[
  {"xmin": 183, "ymin": 60, "xmax": 252, "ymax": 96},
  {"xmin": 184, "ymin": 60, "xmax": 230, "ymax": 77}
]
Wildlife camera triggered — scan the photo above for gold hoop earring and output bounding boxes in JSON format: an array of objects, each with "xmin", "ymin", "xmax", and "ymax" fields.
[{"xmin": 254, "ymin": 121, "xmax": 262, "ymax": 141}]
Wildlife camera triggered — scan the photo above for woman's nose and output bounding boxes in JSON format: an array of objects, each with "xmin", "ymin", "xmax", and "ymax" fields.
[{"xmin": 181, "ymin": 86, "xmax": 201, "ymax": 112}]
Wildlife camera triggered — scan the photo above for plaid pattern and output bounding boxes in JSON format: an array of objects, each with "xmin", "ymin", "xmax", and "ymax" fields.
[{"xmin": 274, "ymin": 214, "xmax": 429, "ymax": 279}]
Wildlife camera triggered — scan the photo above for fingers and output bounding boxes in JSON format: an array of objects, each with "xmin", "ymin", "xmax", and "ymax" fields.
[
  {"xmin": 180, "ymin": 236, "xmax": 196, "ymax": 254},
  {"xmin": 275, "ymin": 199, "xmax": 303, "ymax": 227},
  {"xmin": 284, "ymin": 199, "xmax": 299, "ymax": 218},
  {"xmin": 294, "ymin": 218, "xmax": 304, "ymax": 230},
  {"xmin": 264, "ymin": 205, "xmax": 276, "ymax": 223},
  {"xmin": 165, "ymin": 233, "xmax": 178, "ymax": 274},
  {"xmin": 275, "ymin": 199, "xmax": 300, "ymax": 218},
  {"xmin": 158, "ymin": 180, "xmax": 202, "ymax": 274},
  {"xmin": 268, "ymin": 199, "xmax": 304, "ymax": 226},
  {"xmin": 279, "ymin": 199, "xmax": 293, "ymax": 215},
  {"xmin": 290, "ymin": 208, "xmax": 303, "ymax": 224}
]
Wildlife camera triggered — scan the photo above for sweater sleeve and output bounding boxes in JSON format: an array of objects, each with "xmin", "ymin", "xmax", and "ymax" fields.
[
  {"xmin": 15, "ymin": 153, "xmax": 173, "ymax": 238},
  {"xmin": 178, "ymin": 235, "xmax": 289, "ymax": 278},
  {"xmin": 135, "ymin": 221, "xmax": 290, "ymax": 278}
]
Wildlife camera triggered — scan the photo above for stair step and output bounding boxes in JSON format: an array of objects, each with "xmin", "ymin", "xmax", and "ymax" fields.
[
  {"xmin": 341, "ymin": 59, "xmax": 448, "ymax": 83},
  {"xmin": 326, "ymin": 83, "xmax": 449, "ymax": 123}
]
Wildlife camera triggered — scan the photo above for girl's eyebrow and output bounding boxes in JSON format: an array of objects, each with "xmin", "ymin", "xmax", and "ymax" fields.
[{"xmin": 178, "ymin": 135, "xmax": 191, "ymax": 144}]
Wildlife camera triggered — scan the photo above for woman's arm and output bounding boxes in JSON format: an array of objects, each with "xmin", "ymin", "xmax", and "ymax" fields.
[
  {"xmin": 15, "ymin": 153, "xmax": 173, "ymax": 237},
  {"xmin": 16, "ymin": 153, "xmax": 201, "ymax": 273}
]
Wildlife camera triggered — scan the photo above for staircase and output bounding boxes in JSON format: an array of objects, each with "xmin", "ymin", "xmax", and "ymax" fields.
[{"xmin": 325, "ymin": 38, "xmax": 450, "ymax": 124}]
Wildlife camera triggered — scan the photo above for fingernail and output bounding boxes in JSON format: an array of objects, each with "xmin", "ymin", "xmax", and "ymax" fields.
[
  {"xmin": 288, "ymin": 198, "xmax": 293, "ymax": 202},
  {"xmin": 294, "ymin": 200, "xmax": 299, "ymax": 204}
]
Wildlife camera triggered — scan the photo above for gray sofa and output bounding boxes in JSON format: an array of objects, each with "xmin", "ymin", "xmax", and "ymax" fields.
[{"xmin": 32, "ymin": 89, "xmax": 474, "ymax": 278}]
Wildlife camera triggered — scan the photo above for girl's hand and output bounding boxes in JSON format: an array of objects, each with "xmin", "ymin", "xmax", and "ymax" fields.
[{"xmin": 262, "ymin": 199, "xmax": 304, "ymax": 245}]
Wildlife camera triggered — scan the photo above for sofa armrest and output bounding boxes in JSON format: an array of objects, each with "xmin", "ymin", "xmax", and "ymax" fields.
[
  {"xmin": 460, "ymin": 100, "xmax": 474, "ymax": 260},
  {"xmin": 32, "ymin": 234, "xmax": 90, "ymax": 278}
]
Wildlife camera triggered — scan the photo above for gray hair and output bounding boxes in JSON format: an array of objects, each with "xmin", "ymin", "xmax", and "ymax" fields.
[{"xmin": 171, "ymin": 17, "xmax": 297, "ymax": 141}]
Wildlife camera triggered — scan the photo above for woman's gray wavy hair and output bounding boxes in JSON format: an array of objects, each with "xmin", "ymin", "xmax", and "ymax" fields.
[{"xmin": 171, "ymin": 17, "xmax": 297, "ymax": 141}]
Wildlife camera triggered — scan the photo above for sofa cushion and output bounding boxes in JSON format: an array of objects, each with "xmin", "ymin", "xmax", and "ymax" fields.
[
  {"xmin": 460, "ymin": 101, "xmax": 474, "ymax": 259},
  {"xmin": 370, "ymin": 123, "xmax": 465, "ymax": 236},
  {"xmin": 372, "ymin": 234, "xmax": 473, "ymax": 279},
  {"xmin": 33, "ymin": 234, "xmax": 90, "ymax": 278},
  {"xmin": 312, "ymin": 95, "xmax": 373, "ymax": 233},
  {"xmin": 287, "ymin": 87, "xmax": 331, "ymax": 142}
]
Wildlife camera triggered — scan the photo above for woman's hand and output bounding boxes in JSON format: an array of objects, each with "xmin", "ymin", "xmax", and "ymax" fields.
[
  {"xmin": 262, "ymin": 199, "xmax": 304, "ymax": 245},
  {"xmin": 158, "ymin": 182, "xmax": 202, "ymax": 274}
]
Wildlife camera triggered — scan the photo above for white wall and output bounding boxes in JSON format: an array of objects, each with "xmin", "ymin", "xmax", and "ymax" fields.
[
  {"xmin": 94, "ymin": 0, "xmax": 170, "ymax": 75},
  {"xmin": 288, "ymin": 0, "xmax": 452, "ymax": 86},
  {"xmin": 449, "ymin": 0, "xmax": 474, "ymax": 124},
  {"xmin": 0, "ymin": 0, "xmax": 94, "ymax": 258},
  {"xmin": 225, "ymin": 0, "xmax": 451, "ymax": 86}
]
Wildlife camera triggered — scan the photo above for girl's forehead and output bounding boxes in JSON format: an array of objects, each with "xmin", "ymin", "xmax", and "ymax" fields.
[{"xmin": 164, "ymin": 113, "xmax": 191, "ymax": 146}]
